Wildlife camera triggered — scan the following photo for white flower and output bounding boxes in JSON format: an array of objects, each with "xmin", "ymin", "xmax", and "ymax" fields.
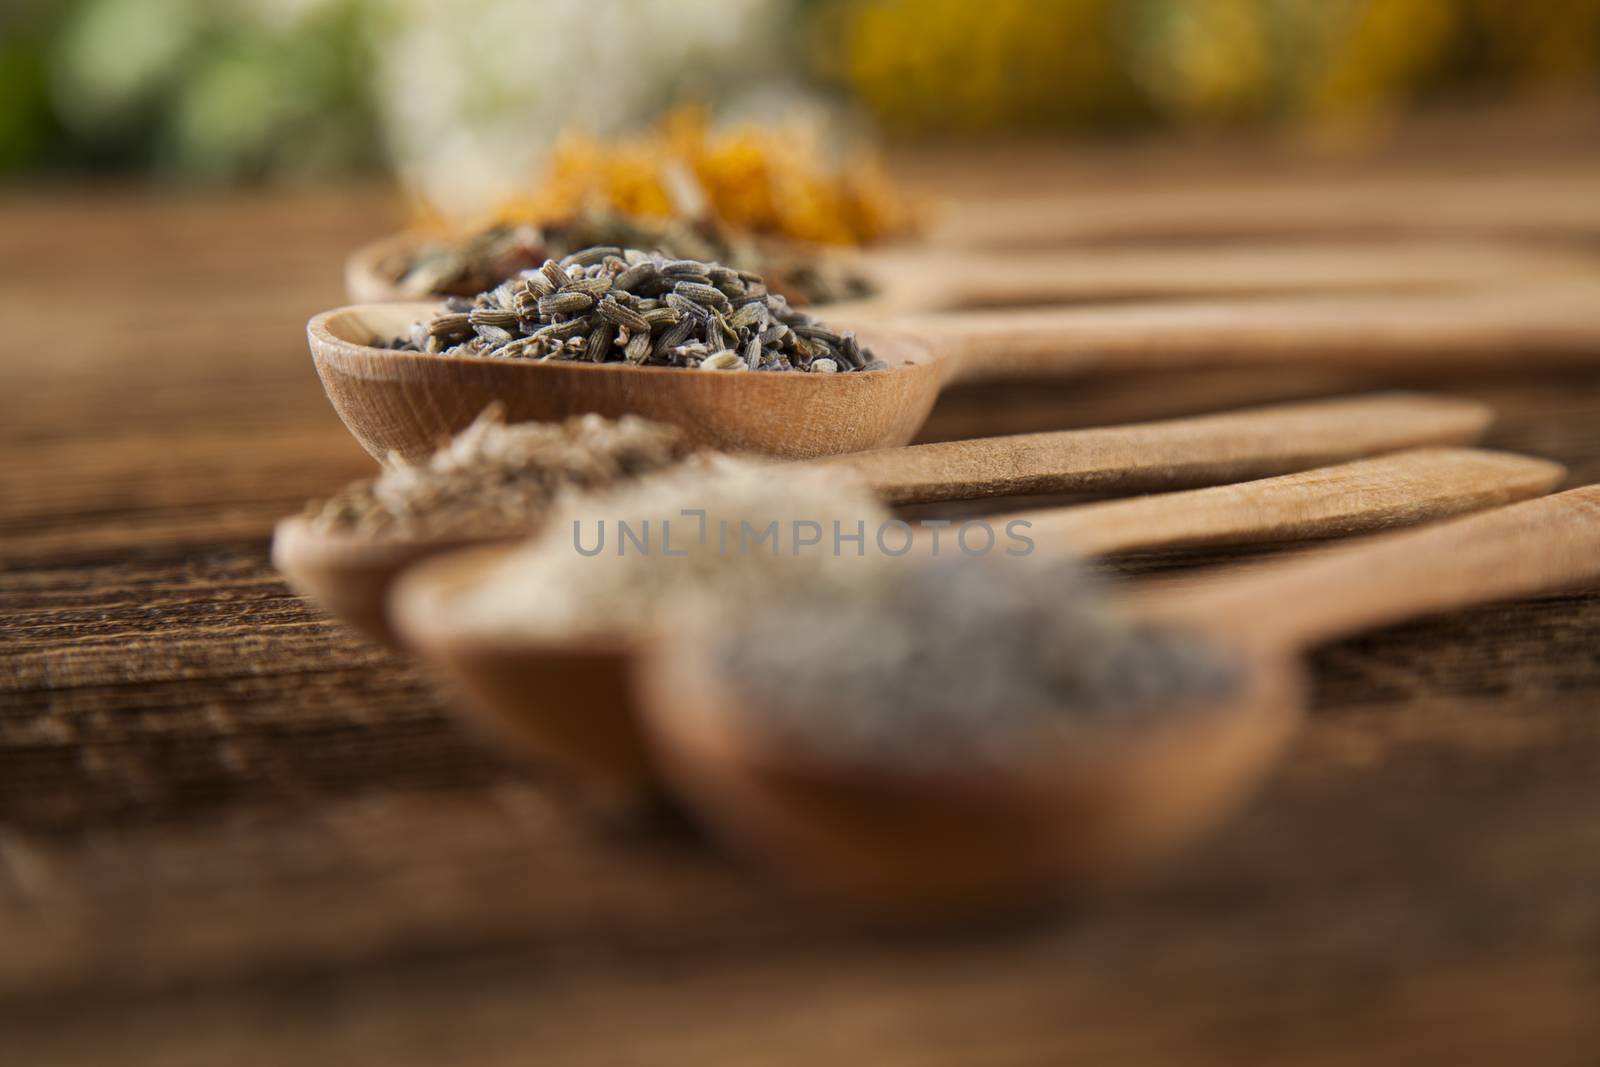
[{"xmin": 373, "ymin": 0, "xmax": 797, "ymax": 218}]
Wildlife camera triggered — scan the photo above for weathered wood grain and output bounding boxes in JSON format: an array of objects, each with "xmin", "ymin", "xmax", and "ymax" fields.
[{"xmin": 3, "ymin": 164, "xmax": 1600, "ymax": 1066}]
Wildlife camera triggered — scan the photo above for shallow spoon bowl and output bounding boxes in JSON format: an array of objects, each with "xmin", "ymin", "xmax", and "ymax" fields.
[
  {"xmin": 310, "ymin": 284, "xmax": 1600, "ymax": 463},
  {"xmin": 276, "ymin": 392, "xmax": 1493, "ymax": 644},
  {"xmin": 346, "ymin": 231, "xmax": 1592, "ymax": 312},
  {"xmin": 388, "ymin": 447, "xmax": 1562, "ymax": 792},
  {"xmin": 640, "ymin": 487, "xmax": 1600, "ymax": 919}
]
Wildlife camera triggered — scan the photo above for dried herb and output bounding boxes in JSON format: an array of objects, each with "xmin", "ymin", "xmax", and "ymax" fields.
[
  {"xmin": 303, "ymin": 406, "xmax": 692, "ymax": 541},
  {"xmin": 494, "ymin": 108, "xmax": 916, "ymax": 248},
  {"xmin": 449, "ymin": 457, "xmax": 889, "ymax": 639},
  {"xmin": 388, "ymin": 211, "xmax": 875, "ymax": 308},
  {"xmin": 392, "ymin": 248, "xmax": 886, "ymax": 373},
  {"xmin": 713, "ymin": 555, "xmax": 1244, "ymax": 768}
]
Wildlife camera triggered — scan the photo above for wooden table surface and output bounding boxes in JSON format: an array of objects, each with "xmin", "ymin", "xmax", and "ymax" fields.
[{"xmin": 5, "ymin": 148, "xmax": 1600, "ymax": 1065}]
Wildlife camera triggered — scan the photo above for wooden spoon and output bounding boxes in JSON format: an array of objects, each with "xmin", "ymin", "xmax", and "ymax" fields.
[
  {"xmin": 996, "ymin": 447, "xmax": 1563, "ymax": 557},
  {"xmin": 345, "ymin": 230, "xmax": 1587, "ymax": 311},
  {"xmin": 270, "ymin": 522, "xmax": 492, "ymax": 646},
  {"xmin": 273, "ymin": 392, "xmax": 1492, "ymax": 644},
  {"xmin": 389, "ymin": 447, "xmax": 1563, "ymax": 790},
  {"xmin": 829, "ymin": 391, "xmax": 1491, "ymax": 504},
  {"xmin": 308, "ymin": 283, "xmax": 1600, "ymax": 463},
  {"xmin": 639, "ymin": 486, "xmax": 1600, "ymax": 919},
  {"xmin": 827, "ymin": 240, "xmax": 1594, "ymax": 316},
  {"xmin": 929, "ymin": 173, "xmax": 1600, "ymax": 249}
]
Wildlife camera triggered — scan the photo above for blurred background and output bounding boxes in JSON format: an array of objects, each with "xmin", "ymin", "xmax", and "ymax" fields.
[
  {"xmin": 5, "ymin": 6, "xmax": 1600, "ymax": 1065},
  {"xmin": 5, "ymin": 0, "xmax": 1599, "ymax": 215}
]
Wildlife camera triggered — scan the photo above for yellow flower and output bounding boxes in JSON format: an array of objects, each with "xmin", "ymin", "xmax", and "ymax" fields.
[
  {"xmin": 450, "ymin": 106, "xmax": 912, "ymax": 246},
  {"xmin": 1138, "ymin": 0, "xmax": 1273, "ymax": 123},
  {"xmin": 835, "ymin": 0, "xmax": 1136, "ymax": 132}
]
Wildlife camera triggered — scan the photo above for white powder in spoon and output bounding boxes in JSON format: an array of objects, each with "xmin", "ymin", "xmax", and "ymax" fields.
[{"xmin": 450, "ymin": 455, "xmax": 891, "ymax": 640}]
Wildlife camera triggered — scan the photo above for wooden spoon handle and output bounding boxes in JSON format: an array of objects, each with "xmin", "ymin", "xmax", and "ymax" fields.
[
  {"xmin": 1013, "ymin": 448, "xmax": 1563, "ymax": 557},
  {"xmin": 870, "ymin": 241, "xmax": 1589, "ymax": 312},
  {"xmin": 812, "ymin": 392, "xmax": 1490, "ymax": 505},
  {"xmin": 906, "ymin": 283, "xmax": 1600, "ymax": 383},
  {"xmin": 928, "ymin": 175, "xmax": 1600, "ymax": 248},
  {"xmin": 1145, "ymin": 485, "xmax": 1600, "ymax": 652}
]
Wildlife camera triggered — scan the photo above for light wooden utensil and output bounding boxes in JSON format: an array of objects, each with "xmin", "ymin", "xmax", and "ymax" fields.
[
  {"xmin": 994, "ymin": 446, "xmax": 1562, "ymax": 557},
  {"xmin": 831, "ymin": 391, "xmax": 1489, "ymax": 504},
  {"xmin": 270, "ymin": 524, "xmax": 490, "ymax": 646},
  {"xmin": 640, "ymin": 485, "xmax": 1600, "ymax": 919},
  {"xmin": 389, "ymin": 447, "xmax": 1563, "ymax": 790},
  {"xmin": 273, "ymin": 392, "xmax": 1493, "ymax": 644},
  {"xmin": 822, "ymin": 240, "xmax": 1594, "ymax": 317},
  {"xmin": 928, "ymin": 173, "xmax": 1600, "ymax": 249},
  {"xmin": 344, "ymin": 231, "xmax": 1589, "ymax": 311},
  {"xmin": 308, "ymin": 283, "xmax": 1600, "ymax": 463}
]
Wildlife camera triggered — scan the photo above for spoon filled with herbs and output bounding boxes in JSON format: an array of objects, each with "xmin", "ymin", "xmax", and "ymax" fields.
[
  {"xmin": 308, "ymin": 247, "xmax": 1600, "ymax": 462},
  {"xmin": 274, "ymin": 392, "xmax": 1495, "ymax": 645},
  {"xmin": 346, "ymin": 222, "xmax": 1587, "ymax": 315},
  {"xmin": 638, "ymin": 487, "xmax": 1600, "ymax": 920},
  {"xmin": 385, "ymin": 444, "xmax": 1562, "ymax": 792}
]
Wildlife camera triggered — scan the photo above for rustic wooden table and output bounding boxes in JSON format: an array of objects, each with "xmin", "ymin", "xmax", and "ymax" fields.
[{"xmin": 4, "ymin": 150, "xmax": 1600, "ymax": 1064}]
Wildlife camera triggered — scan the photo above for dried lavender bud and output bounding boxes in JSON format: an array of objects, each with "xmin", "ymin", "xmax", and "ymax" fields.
[
  {"xmin": 673, "ymin": 281, "xmax": 732, "ymax": 311},
  {"xmin": 538, "ymin": 291, "xmax": 594, "ymax": 316},
  {"xmin": 729, "ymin": 301, "xmax": 768, "ymax": 332},
  {"xmin": 564, "ymin": 277, "xmax": 614, "ymax": 300},
  {"xmin": 390, "ymin": 247, "xmax": 882, "ymax": 373},
  {"xmin": 427, "ymin": 312, "xmax": 473, "ymax": 341},
  {"xmin": 660, "ymin": 259, "xmax": 711, "ymax": 278},
  {"xmin": 540, "ymin": 260, "xmax": 570, "ymax": 289},
  {"xmin": 469, "ymin": 307, "xmax": 519, "ymax": 329},
  {"xmin": 385, "ymin": 205, "xmax": 875, "ymax": 306},
  {"xmin": 597, "ymin": 296, "xmax": 650, "ymax": 333},
  {"xmin": 563, "ymin": 245, "xmax": 621, "ymax": 267},
  {"xmin": 624, "ymin": 331, "xmax": 653, "ymax": 364},
  {"xmin": 613, "ymin": 261, "xmax": 659, "ymax": 291}
]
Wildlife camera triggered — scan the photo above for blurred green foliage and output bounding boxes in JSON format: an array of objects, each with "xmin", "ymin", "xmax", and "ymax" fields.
[
  {"xmin": 1, "ymin": 0, "xmax": 384, "ymax": 178},
  {"xmin": 2, "ymin": 0, "xmax": 1598, "ymax": 179}
]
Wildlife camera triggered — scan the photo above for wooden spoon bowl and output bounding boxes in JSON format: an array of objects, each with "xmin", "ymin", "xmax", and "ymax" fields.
[
  {"xmin": 346, "ymin": 230, "xmax": 1596, "ymax": 313},
  {"xmin": 636, "ymin": 487, "xmax": 1600, "ymax": 919},
  {"xmin": 310, "ymin": 303, "xmax": 938, "ymax": 463},
  {"xmin": 345, "ymin": 231, "xmax": 439, "ymax": 304},
  {"xmin": 390, "ymin": 544, "xmax": 654, "ymax": 788},
  {"xmin": 310, "ymin": 285, "xmax": 1600, "ymax": 464},
  {"xmin": 271, "ymin": 516, "xmax": 514, "ymax": 647},
  {"xmin": 274, "ymin": 392, "xmax": 1496, "ymax": 645},
  {"xmin": 639, "ymin": 630, "xmax": 1300, "ymax": 918},
  {"xmin": 386, "ymin": 447, "xmax": 1560, "ymax": 792}
]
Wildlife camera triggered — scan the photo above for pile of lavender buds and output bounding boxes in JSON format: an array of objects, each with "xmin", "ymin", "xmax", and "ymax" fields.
[
  {"xmin": 390, "ymin": 247, "xmax": 886, "ymax": 373},
  {"xmin": 390, "ymin": 212, "xmax": 875, "ymax": 307}
]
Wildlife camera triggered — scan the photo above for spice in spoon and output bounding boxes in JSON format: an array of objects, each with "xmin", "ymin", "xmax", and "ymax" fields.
[
  {"xmin": 303, "ymin": 406, "xmax": 693, "ymax": 542},
  {"xmin": 417, "ymin": 450, "xmax": 1241, "ymax": 763},
  {"xmin": 391, "ymin": 211, "xmax": 875, "ymax": 308},
  {"xmin": 447, "ymin": 456, "xmax": 890, "ymax": 641},
  {"xmin": 390, "ymin": 247, "xmax": 886, "ymax": 373},
  {"xmin": 710, "ymin": 554, "xmax": 1244, "ymax": 769}
]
